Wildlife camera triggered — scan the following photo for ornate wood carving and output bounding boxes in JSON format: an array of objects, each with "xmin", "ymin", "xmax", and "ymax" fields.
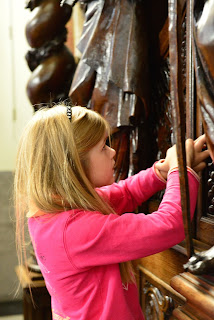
[
  {"xmin": 193, "ymin": 0, "xmax": 214, "ymax": 247},
  {"xmin": 25, "ymin": 0, "xmax": 76, "ymax": 111},
  {"xmin": 62, "ymin": 0, "xmax": 170, "ymax": 179},
  {"xmin": 143, "ymin": 282, "xmax": 174, "ymax": 319},
  {"xmin": 138, "ymin": 264, "xmax": 185, "ymax": 320},
  {"xmin": 169, "ymin": 0, "xmax": 195, "ymax": 258}
]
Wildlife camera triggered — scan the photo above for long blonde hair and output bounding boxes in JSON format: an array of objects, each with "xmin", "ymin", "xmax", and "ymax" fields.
[{"xmin": 14, "ymin": 105, "xmax": 135, "ymax": 283}]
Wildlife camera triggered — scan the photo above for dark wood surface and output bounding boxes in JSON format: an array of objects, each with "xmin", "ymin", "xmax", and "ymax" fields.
[{"xmin": 15, "ymin": 265, "xmax": 51, "ymax": 320}]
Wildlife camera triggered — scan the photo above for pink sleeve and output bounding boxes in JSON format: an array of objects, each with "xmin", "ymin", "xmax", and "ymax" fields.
[
  {"xmin": 64, "ymin": 170, "xmax": 199, "ymax": 269},
  {"xmin": 96, "ymin": 165, "xmax": 166, "ymax": 215}
]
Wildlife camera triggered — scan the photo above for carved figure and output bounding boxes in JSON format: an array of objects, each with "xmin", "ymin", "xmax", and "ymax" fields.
[{"xmin": 62, "ymin": 0, "xmax": 168, "ymax": 179}]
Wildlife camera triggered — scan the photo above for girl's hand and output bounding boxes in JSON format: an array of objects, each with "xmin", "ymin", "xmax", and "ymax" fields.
[
  {"xmin": 192, "ymin": 134, "xmax": 210, "ymax": 173},
  {"xmin": 155, "ymin": 144, "xmax": 178, "ymax": 180},
  {"xmin": 155, "ymin": 134, "xmax": 209, "ymax": 179}
]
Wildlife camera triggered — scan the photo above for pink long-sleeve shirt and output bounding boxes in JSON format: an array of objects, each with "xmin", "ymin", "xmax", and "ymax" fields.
[{"xmin": 28, "ymin": 166, "xmax": 199, "ymax": 320}]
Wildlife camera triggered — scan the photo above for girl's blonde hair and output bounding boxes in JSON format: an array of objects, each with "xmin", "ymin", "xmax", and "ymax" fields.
[{"xmin": 14, "ymin": 105, "xmax": 135, "ymax": 284}]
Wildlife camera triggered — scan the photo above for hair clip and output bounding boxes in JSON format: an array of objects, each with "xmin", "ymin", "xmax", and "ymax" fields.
[{"xmin": 67, "ymin": 106, "xmax": 72, "ymax": 122}]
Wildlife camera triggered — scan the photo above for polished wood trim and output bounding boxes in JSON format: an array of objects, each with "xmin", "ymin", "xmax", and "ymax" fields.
[{"xmin": 171, "ymin": 272, "xmax": 214, "ymax": 320}]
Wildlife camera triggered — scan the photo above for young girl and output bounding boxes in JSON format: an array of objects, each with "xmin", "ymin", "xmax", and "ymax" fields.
[{"xmin": 14, "ymin": 105, "xmax": 209, "ymax": 320}]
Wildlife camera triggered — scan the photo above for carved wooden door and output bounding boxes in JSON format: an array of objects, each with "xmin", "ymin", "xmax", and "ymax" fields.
[{"xmin": 137, "ymin": 0, "xmax": 214, "ymax": 319}]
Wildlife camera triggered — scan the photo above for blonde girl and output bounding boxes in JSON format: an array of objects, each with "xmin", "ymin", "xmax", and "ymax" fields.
[{"xmin": 14, "ymin": 105, "xmax": 209, "ymax": 320}]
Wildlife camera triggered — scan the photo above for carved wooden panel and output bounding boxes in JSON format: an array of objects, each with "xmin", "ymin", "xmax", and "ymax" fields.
[
  {"xmin": 138, "ymin": 264, "xmax": 185, "ymax": 319},
  {"xmin": 197, "ymin": 159, "xmax": 214, "ymax": 245},
  {"xmin": 147, "ymin": 0, "xmax": 214, "ymax": 248}
]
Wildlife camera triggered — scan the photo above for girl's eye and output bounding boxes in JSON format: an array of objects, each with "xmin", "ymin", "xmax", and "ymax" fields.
[
  {"xmin": 102, "ymin": 137, "xmax": 110, "ymax": 150},
  {"xmin": 106, "ymin": 138, "xmax": 110, "ymax": 146}
]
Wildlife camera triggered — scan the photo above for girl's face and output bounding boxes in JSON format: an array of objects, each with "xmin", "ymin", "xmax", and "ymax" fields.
[{"xmin": 86, "ymin": 133, "xmax": 116, "ymax": 188}]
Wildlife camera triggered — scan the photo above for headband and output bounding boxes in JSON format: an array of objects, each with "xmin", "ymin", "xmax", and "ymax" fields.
[
  {"xmin": 60, "ymin": 0, "xmax": 75, "ymax": 7},
  {"xmin": 67, "ymin": 106, "xmax": 72, "ymax": 122}
]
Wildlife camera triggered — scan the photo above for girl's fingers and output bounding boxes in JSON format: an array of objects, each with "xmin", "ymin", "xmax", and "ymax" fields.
[
  {"xmin": 155, "ymin": 135, "xmax": 209, "ymax": 175},
  {"xmin": 185, "ymin": 139, "xmax": 194, "ymax": 167},
  {"xmin": 192, "ymin": 149, "xmax": 210, "ymax": 167},
  {"xmin": 194, "ymin": 134, "xmax": 205, "ymax": 144},
  {"xmin": 194, "ymin": 134, "xmax": 207, "ymax": 151},
  {"xmin": 191, "ymin": 135, "xmax": 209, "ymax": 172},
  {"xmin": 155, "ymin": 160, "xmax": 168, "ymax": 172},
  {"xmin": 193, "ymin": 162, "xmax": 207, "ymax": 173},
  {"xmin": 200, "ymin": 149, "xmax": 210, "ymax": 160}
]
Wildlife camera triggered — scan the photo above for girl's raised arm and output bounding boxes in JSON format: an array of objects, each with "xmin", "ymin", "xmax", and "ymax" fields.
[{"xmin": 97, "ymin": 165, "xmax": 166, "ymax": 215}]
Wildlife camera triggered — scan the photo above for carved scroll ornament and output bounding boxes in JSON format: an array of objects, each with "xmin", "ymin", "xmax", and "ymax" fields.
[{"xmin": 143, "ymin": 281, "xmax": 174, "ymax": 320}]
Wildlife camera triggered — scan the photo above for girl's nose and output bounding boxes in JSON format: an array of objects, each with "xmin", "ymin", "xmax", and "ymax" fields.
[{"xmin": 110, "ymin": 147, "xmax": 116, "ymax": 158}]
